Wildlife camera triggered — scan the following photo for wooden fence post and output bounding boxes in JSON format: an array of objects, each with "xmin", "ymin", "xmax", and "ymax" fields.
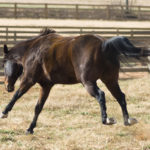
[
  {"xmin": 106, "ymin": 5, "xmax": 110, "ymax": 19},
  {"xmin": 14, "ymin": 31, "xmax": 16, "ymax": 42},
  {"xmin": 117, "ymin": 28, "xmax": 119, "ymax": 36},
  {"xmin": 6, "ymin": 27, "xmax": 8, "ymax": 42},
  {"xmin": 14, "ymin": 3, "xmax": 17, "ymax": 18},
  {"xmin": 138, "ymin": 6, "xmax": 141, "ymax": 20},
  {"xmin": 131, "ymin": 29, "xmax": 133, "ymax": 38},
  {"xmin": 80, "ymin": 28, "xmax": 82, "ymax": 34},
  {"xmin": 45, "ymin": 4, "xmax": 48, "ymax": 19},
  {"xmin": 75, "ymin": 4, "xmax": 79, "ymax": 19},
  {"xmin": 121, "ymin": 6, "xmax": 124, "ymax": 19}
]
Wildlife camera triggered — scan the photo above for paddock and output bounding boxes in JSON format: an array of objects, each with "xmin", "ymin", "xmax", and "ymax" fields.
[
  {"xmin": 0, "ymin": 74, "xmax": 150, "ymax": 149},
  {"xmin": 0, "ymin": 1, "xmax": 150, "ymax": 149}
]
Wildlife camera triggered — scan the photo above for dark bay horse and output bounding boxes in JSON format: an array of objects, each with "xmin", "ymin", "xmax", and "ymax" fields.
[{"xmin": 1, "ymin": 29, "xmax": 141, "ymax": 134}]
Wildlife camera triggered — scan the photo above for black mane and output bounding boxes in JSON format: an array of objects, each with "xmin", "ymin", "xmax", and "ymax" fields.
[
  {"xmin": 3, "ymin": 28, "xmax": 56, "ymax": 62},
  {"xmin": 39, "ymin": 28, "xmax": 56, "ymax": 36}
]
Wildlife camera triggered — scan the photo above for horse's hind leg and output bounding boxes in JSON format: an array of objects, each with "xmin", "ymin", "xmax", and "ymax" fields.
[
  {"xmin": 82, "ymin": 81, "xmax": 116, "ymax": 125},
  {"xmin": 26, "ymin": 83, "xmax": 53, "ymax": 134},
  {"xmin": 0, "ymin": 79, "xmax": 34, "ymax": 118},
  {"xmin": 104, "ymin": 80, "xmax": 137, "ymax": 126}
]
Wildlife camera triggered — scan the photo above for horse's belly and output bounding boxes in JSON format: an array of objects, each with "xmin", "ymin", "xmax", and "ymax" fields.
[{"xmin": 50, "ymin": 70, "xmax": 78, "ymax": 84}]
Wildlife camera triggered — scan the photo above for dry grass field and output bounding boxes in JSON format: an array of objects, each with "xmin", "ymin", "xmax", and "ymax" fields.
[{"xmin": 0, "ymin": 73, "xmax": 150, "ymax": 150}]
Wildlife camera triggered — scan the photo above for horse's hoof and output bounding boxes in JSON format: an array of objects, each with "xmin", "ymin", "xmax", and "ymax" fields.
[
  {"xmin": 128, "ymin": 118, "xmax": 138, "ymax": 125},
  {"xmin": 0, "ymin": 113, "xmax": 8, "ymax": 118},
  {"xmin": 106, "ymin": 117, "xmax": 117, "ymax": 125},
  {"xmin": 124, "ymin": 118, "xmax": 138, "ymax": 126},
  {"xmin": 26, "ymin": 130, "xmax": 34, "ymax": 135}
]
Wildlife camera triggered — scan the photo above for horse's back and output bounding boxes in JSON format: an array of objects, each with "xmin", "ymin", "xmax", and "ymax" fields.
[{"xmin": 42, "ymin": 34, "xmax": 104, "ymax": 84}]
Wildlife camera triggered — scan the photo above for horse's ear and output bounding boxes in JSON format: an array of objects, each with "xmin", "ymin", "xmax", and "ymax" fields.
[{"xmin": 4, "ymin": 44, "xmax": 9, "ymax": 54}]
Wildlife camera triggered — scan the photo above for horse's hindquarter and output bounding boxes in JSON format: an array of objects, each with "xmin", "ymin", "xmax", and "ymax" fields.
[
  {"xmin": 71, "ymin": 34, "xmax": 120, "ymax": 83},
  {"xmin": 43, "ymin": 37, "xmax": 78, "ymax": 84},
  {"xmin": 71, "ymin": 35, "xmax": 104, "ymax": 82}
]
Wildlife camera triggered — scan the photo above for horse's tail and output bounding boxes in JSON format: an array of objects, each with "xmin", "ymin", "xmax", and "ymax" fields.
[{"xmin": 102, "ymin": 36, "xmax": 141, "ymax": 60}]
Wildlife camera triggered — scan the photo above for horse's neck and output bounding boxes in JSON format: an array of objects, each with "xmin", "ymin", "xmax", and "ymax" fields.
[{"xmin": 11, "ymin": 46, "xmax": 26, "ymax": 65}]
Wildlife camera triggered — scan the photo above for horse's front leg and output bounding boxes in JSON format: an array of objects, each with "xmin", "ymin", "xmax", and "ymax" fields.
[
  {"xmin": 26, "ymin": 83, "xmax": 53, "ymax": 134},
  {"xmin": 0, "ymin": 79, "xmax": 34, "ymax": 118}
]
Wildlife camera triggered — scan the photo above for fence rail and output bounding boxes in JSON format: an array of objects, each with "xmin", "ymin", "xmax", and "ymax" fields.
[
  {"xmin": 0, "ymin": 25, "xmax": 150, "ymax": 74},
  {"xmin": 1, "ymin": 25, "xmax": 150, "ymax": 46},
  {"xmin": 1, "ymin": 25, "xmax": 150, "ymax": 48},
  {"xmin": 0, "ymin": 2, "xmax": 150, "ymax": 20},
  {"xmin": 1, "ymin": 25, "xmax": 150, "ymax": 41}
]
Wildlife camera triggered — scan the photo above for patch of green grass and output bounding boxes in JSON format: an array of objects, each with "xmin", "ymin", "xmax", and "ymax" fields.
[
  {"xmin": 81, "ymin": 112, "xmax": 89, "ymax": 116},
  {"xmin": 147, "ymin": 115, "xmax": 150, "ymax": 121},
  {"xmin": 61, "ymin": 109, "xmax": 75, "ymax": 115},
  {"xmin": 81, "ymin": 111, "xmax": 98, "ymax": 117},
  {"xmin": 0, "ymin": 129, "xmax": 15, "ymax": 135},
  {"xmin": 66, "ymin": 127, "xmax": 74, "ymax": 131},
  {"xmin": 143, "ymin": 145, "xmax": 150, "ymax": 150},
  {"xmin": 0, "ymin": 129, "xmax": 24, "ymax": 136},
  {"xmin": 17, "ymin": 141, "xmax": 23, "ymax": 147},
  {"xmin": 116, "ymin": 132, "xmax": 129, "ymax": 137},
  {"xmin": 0, "ymin": 136, "xmax": 16, "ymax": 143}
]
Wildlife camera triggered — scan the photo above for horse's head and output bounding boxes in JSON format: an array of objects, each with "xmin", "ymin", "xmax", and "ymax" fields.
[{"xmin": 3, "ymin": 45, "xmax": 23, "ymax": 92}]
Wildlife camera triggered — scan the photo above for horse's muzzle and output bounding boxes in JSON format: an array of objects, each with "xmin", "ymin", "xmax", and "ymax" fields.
[{"xmin": 6, "ymin": 85, "xmax": 14, "ymax": 92}]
